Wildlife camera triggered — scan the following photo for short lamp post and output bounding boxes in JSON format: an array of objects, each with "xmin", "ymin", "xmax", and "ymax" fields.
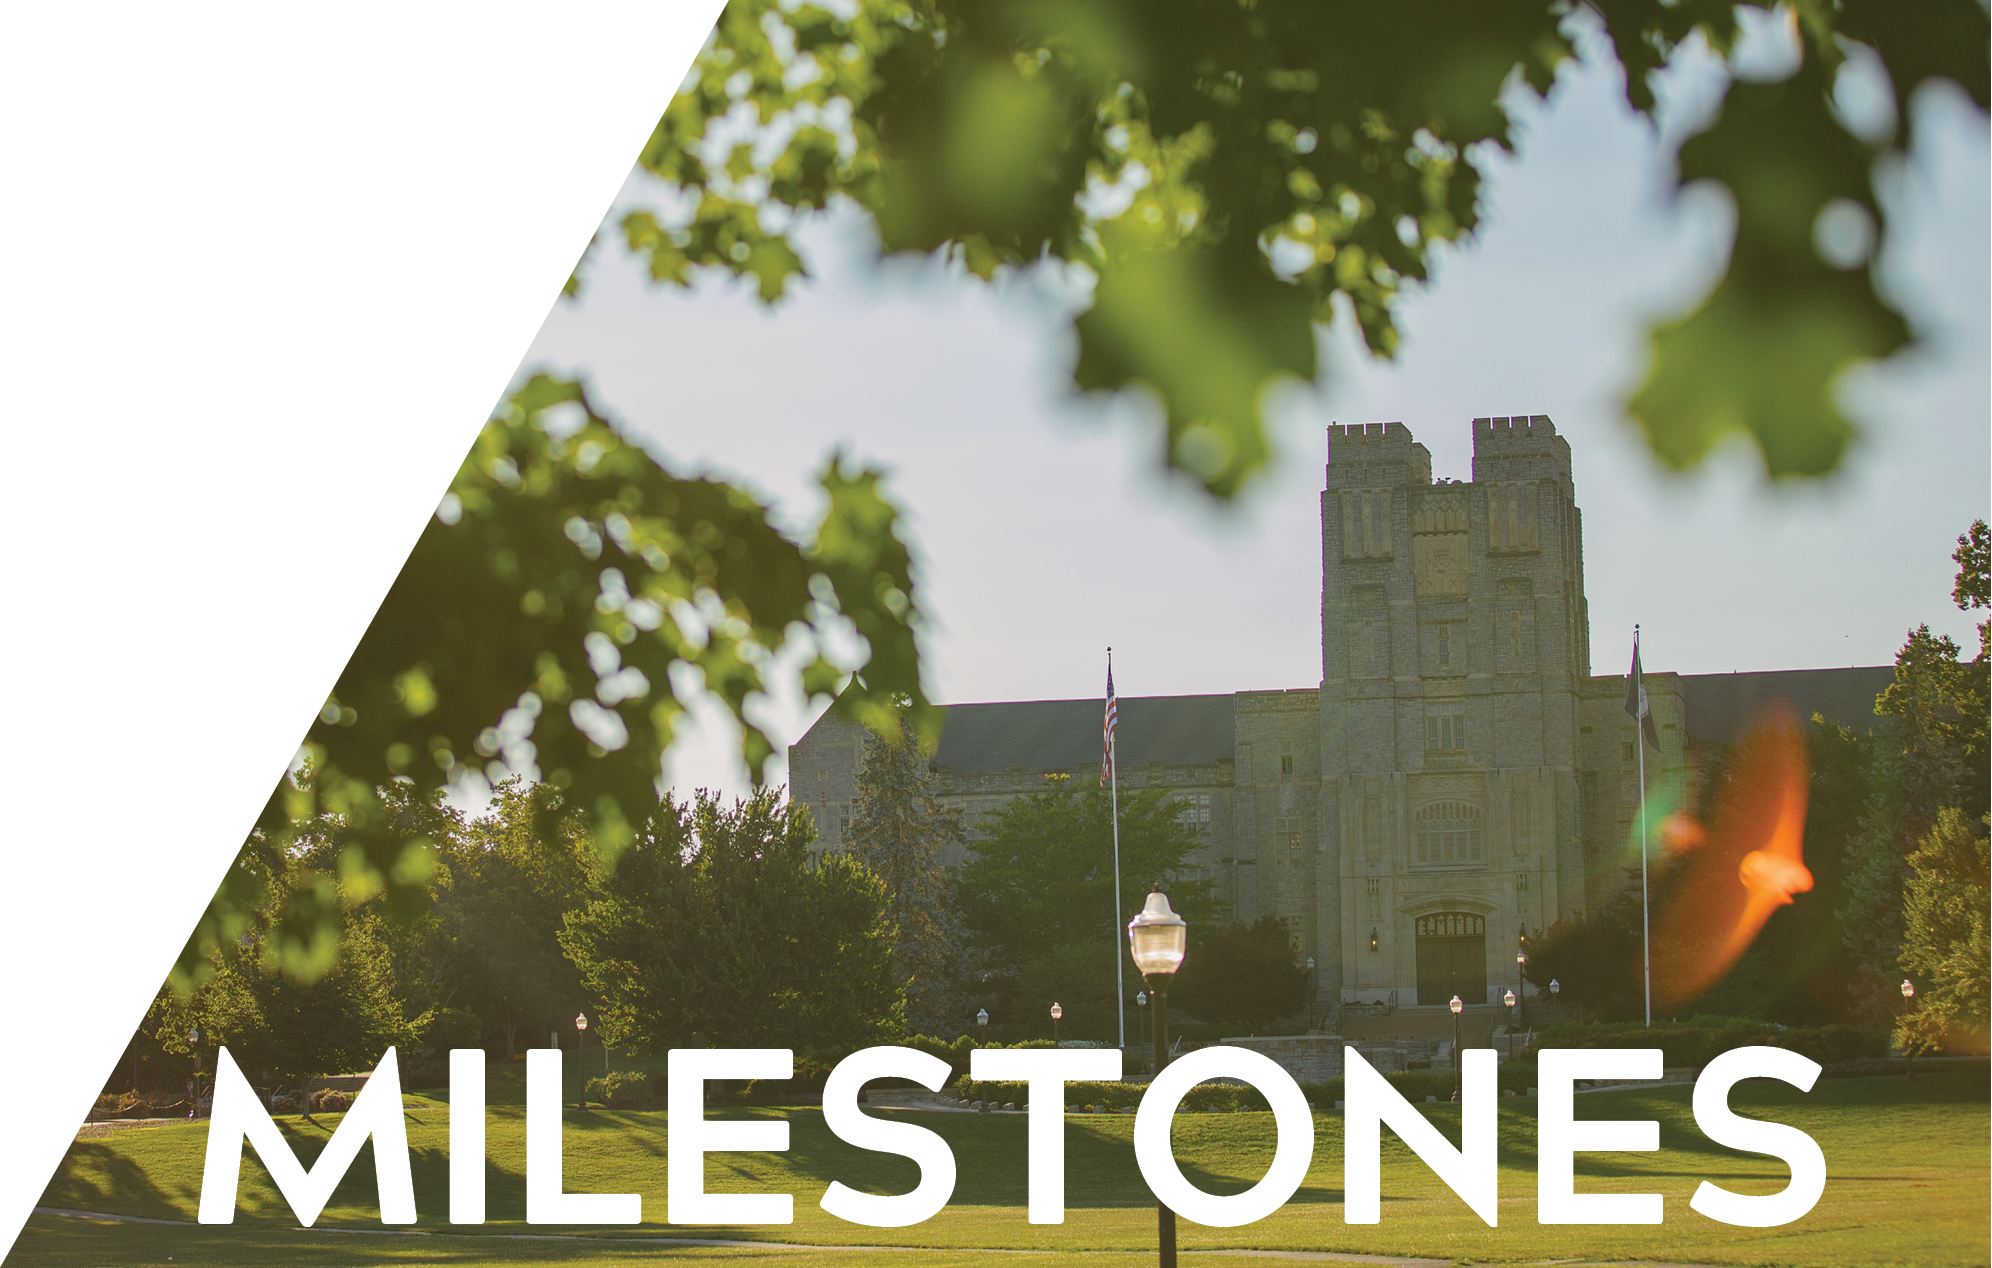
[
  {"xmin": 976, "ymin": 1008, "xmax": 989, "ymax": 1043},
  {"xmin": 1899, "ymin": 980, "xmax": 1916, "ymax": 1080},
  {"xmin": 1448, "ymin": 995, "xmax": 1464, "ymax": 1102},
  {"xmin": 1549, "ymin": 978, "xmax": 1560, "ymax": 1021},
  {"xmin": 1516, "ymin": 951, "xmax": 1528, "ymax": 1025},
  {"xmin": 187, "ymin": 1028, "xmax": 202, "ymax": 1120},
  {"xmin": 1129, "ymin": 892, "xmax": 1188, "ymax": 1268},
  {"xmin": 1050, "ymin": 1002, "xmax": 1063, "ymax": 1045},
  {"xmin": 1304, "ymin": 956, "xmax": 1317, "ymax": 1031},
  {"xmin": 575, "ymin": 1013, "xmax": 590, "ymax": 1110}
]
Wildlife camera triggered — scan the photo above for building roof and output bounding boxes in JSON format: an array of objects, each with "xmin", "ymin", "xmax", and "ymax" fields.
[
  {"xmin": 933, "ymin": 694, "xmax": 1236, "ymax": 773},
  {"xmin": 922, "ymin": 667, "xmax": 1894, "ymax": 771},
  {"xmin": 1677, "ymin": 666, "xmax": 1894, "ymax": 745}
]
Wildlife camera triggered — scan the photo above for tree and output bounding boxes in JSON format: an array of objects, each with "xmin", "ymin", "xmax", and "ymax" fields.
[
  {"xmin": 1895, "ymin": 808, "xmax": 1991, "ymax": 1055},
  {"xmin": 844, "ymin": 716, "xmax": 976, "ymax": 1036},
  {"xmin": 1169, "ymin": 917, "xmax": 1308, "ymax": 1034},
  {"xmin": 1842, "ymin": 521, "xmax": 1991, "ymax": 1022},
  {"xmin": 560, "ymin": 788, "xmax": 903, "ymax": 1053},
  {"xmin": 165, "ymin": 880, "xmax": 418, "ymax": 1091},
  {"xmin": 614, "ymin": 0, "xmax": 1984, "ymax": 491},
  {"xmin": 957, "ymin": 776, "xmax": 1214, "ymax": 978},
  {"xmin": 432, "ymin": 780, "xmax": 593, "ymax": 1058},
  {"xmin": 1008, "ymin": 941, "xmax": 1120, "ymax": 1043}
]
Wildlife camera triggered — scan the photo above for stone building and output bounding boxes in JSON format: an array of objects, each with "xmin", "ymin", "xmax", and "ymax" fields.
[{"xmin": 787, "ymin": 416, "xmax": 1893, "ymax": 1015}]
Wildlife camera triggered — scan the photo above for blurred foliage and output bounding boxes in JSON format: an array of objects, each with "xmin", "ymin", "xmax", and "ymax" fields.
[
  {"xmin": 603, "ymin": 0, "xmax": 1986, "ymax": 492},
  {"xmin": 177, "ymin": 375, "xmax": 931, "ymax": 992}
]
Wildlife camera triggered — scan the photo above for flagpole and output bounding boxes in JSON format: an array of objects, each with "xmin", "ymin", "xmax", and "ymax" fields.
[
  {"xmin": 1109, "ymin": 648, "xmax": 1126, "ymax": 1053},
  {"xmin": 1636, "ymin": 625, "xmax": 1651, "ymax": 1030}
]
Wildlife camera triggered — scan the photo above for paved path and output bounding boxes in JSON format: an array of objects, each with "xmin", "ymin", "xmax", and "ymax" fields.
[{"xmin": 34, "ymin": 1206, "xmax": 1728, "ymax": 1267}]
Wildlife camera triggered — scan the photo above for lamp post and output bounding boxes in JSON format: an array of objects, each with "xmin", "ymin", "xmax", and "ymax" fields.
[
  {"xmin": 187, "ymin": 1028, "xmax": 202, "ymax": 1120},
  {"xmin": 1129, "ymin": 891, "xmax": 1188, "ymax": 1268},
  {"xmin": 1304, "ymin": 956, "xmax": 1317, "ymax": 1031},
  {"xmin": 1515, "ymin": 950, "xmax": 1527, "ymax": 1025},
  {"xmin": 1448, "ymin": 995, "xmax": 1464, "ymax": 1102},
  {"xmin": 1549, "ymin": 978, "xmax": 1560, "ymax": 1022},
  {"xmin": 1050, "ymin": 1002, "xmax": 1063, "ymax": 1045},
  {"xmin": 1134, "ymin": 991, "xmax": 1148, "ymax": 1068},
  {"xmin": 1899, "ymin": 980, "xmax": 1916, "ymax": 1080},
  {"xmin": 575, "ymin": 1013, "xmax": 591, "ymax": 1110},
  {"xmin": 976, "ymin": 1008, "xmax": 989, "ymax": 1043},
  {"xmin": 1503, "ymin": 989, "xmax": 1516, "ymax": 1056}
]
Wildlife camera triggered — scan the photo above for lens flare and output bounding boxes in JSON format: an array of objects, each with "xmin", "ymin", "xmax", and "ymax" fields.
[{"xmin": 1653, "ymin": 705, "xmax": 1810, "ymax": 1008}]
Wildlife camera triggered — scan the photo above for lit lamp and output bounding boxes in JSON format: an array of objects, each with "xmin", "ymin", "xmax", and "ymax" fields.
[
  {"xmin": 1449, "ymin": 994, "xmax": 1464, "ymax": 1102},
  {"xmin": 1900, "ymin": 980, "xmax": 1916, "ymax": 1081},
  {"xmin": 1050, "ymin": 1002, "xmax": 1063, "ymax": 1045},
  {"xmin": 1128, "ymin": 891, "xmax": 1188, "ymax": 1268},
  {"xmin": 1369, "ymin": 927, "xmax": 1379, "ymax": 952}
]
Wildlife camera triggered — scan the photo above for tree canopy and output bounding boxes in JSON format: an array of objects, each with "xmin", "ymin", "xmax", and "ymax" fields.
[
  {"xmin": 1169, "ymin": 916, "xmax": 1310, "ymax": 1033},
  {"xmin": 560, "ymin": 788, "xmax": 904, "ymax": 1053},
  {"xmin": 615, "ymin": 0, "xmax": 1985, "ymax": 491},
  {"xmin": 957, "ymin": 776, "xmax": 1214, "ymax": 978}
]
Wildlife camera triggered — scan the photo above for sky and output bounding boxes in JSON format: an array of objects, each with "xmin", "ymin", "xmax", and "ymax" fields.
[{"xmin": 516, "ymin": 22, "xmax": 1989, "ymax": 801}]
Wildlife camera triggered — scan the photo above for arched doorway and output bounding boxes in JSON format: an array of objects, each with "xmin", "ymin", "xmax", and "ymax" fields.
[{"xmin": 1415, "ymin": 912, "xmax": 1486, "ymax": 1005}]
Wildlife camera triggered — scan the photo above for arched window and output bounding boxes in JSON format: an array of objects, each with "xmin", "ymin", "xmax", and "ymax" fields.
[{"xmin": 1413, "ymin": 800, "xmax": 1484, "ymax": 865}]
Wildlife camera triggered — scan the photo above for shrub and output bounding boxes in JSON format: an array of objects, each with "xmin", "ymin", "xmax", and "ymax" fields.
[
  {"xmin": 585, "ymin": 1071, "xmax": 655, "ymax": 1108},
  {"xmin": 309, "ymin": 1089, "xmax": 353, "ymax": 1113}
]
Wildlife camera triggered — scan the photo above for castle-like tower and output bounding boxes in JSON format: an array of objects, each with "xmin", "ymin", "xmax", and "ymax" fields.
[{"xmin": 1317, "ymin": 417, "xmax": 1590, "ymax": 1006}]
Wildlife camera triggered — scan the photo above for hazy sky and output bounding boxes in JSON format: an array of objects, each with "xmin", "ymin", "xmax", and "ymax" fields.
[{"xmin": 518, "ymin": 24, "xmax": 1989, "ymax": 800}]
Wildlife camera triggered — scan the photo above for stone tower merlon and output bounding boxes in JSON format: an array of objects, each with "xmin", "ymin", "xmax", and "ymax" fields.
[
  {"xmin": 1326, "ymin": 422, "xmax": 1432, "ymax": 490},
  {"xmin": 1470, "ymin": 415, "xmax": 1572, "ymax": 489}
]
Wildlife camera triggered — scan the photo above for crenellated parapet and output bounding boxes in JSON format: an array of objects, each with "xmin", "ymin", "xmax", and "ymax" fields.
[
  {"xmin": 1327, "ymin": 422, "xmax": 1432, "ymax": 491},
  {"xmin": 1470, "ymin": 414, "xmax": 1572, "ymax": 489}
]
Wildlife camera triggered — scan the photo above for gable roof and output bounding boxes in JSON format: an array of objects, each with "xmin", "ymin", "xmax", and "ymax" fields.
[{"xmin": 933, "ymin": 694, "xmax": 1235, "ymax": 773}]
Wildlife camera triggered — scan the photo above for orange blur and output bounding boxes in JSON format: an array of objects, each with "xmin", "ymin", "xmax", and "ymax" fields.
[{"xmin": 1653, "ymin": 705, "xmax": 1812, "ymax": 1008}]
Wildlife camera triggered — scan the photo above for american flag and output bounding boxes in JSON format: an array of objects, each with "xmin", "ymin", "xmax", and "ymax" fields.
[{"xmin": 1100, "ymin": 662, "xmax": 1117, "ymax": 786}]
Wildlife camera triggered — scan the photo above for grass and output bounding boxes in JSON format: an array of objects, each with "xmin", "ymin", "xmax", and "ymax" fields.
[{"xmin": 19, "ymin": 1067, "xmax": 1987, "ymax": 1267}]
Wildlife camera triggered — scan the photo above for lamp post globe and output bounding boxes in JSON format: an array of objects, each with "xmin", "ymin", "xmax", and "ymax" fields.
[
  {"xmin": 1128, "ymin": 892, "xmax": 1188, "ymax": 1268},
  {"xmin": 976, "ymin": 1008, "xmax": 989, "ymax": 1040},
  {"xmin": 1050, "ymin": 1002, "xmax": 1063, "ymax": 1044},
  {"xmin": 1549, "ymin": 978, "xmax": 1560, "ymax": 996},
  {"xmin": 1900, "ymin": 979, "xmax": 1915, "ymax": 999},
  {"xmin": 1448, "ymin": 994, "xmax": 1464, "ymax": 1102}
]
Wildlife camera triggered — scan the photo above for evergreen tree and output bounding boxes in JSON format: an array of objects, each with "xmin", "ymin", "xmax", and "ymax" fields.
[{"xmin": 844, "ymin": 717, "xmax": 974, "ymax": 1037}]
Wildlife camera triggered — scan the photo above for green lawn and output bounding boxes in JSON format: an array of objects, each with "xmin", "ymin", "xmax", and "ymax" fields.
[{"xmin": 20, "ymin": 1068, "xmax": 1987, "ymax": 1267}]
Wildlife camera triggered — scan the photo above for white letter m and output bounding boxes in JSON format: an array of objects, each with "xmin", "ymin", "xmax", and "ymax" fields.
[{"xmin": 198, "ymin": 1046, "xmax": 415, "ymax": 1226}]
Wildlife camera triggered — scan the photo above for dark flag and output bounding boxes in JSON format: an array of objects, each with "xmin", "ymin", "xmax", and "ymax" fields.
[{"xmin": 1625, "ymin": 636, "xmax": 1662, "ymax": 750}]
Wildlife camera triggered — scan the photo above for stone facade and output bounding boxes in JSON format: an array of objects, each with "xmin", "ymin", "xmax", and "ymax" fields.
[{"xmin": 787, "ymin": 417, "xmax": 1893, "ymax": 1018}]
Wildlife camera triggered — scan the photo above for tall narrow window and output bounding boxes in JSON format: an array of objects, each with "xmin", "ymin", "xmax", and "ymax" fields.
[
  {"xmin": 1366, "ymin": 876, "xmax": 1383, "ymax": 918},
  {"xmin": 1280, "ymin": 739, "xmax": 1295, "ymax": 777},
  {"xmin": 1424, "ymin": 702, "xmax": 1466, "ymax": 752},
  {"xmin": 1436, "ymin": 624, "xmax": 1453, "ymax": 670},
  {"xmin": 1508, "ymin": 609, "xmax": 1522, "ymax": 659},
  {"xmin": 1510, "ymin": 787, "xmax": 1531, "ymax": 851}
]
